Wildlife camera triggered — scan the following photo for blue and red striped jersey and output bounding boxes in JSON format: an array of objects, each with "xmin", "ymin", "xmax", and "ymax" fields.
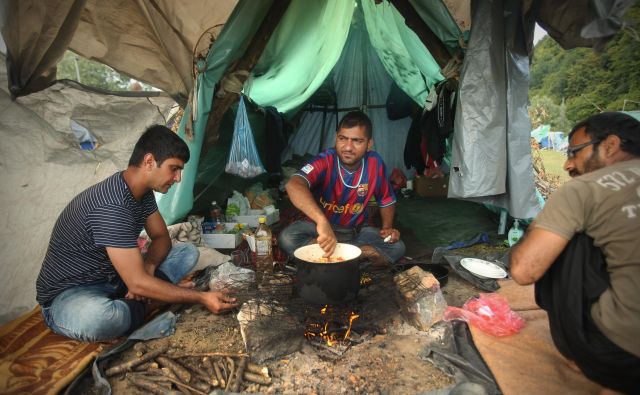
[{"xmin": 293, "ymin": 148, "xmax": 396, "ymax": 228}]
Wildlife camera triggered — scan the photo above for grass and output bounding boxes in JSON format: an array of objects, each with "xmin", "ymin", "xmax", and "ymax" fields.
[{"xmin": 539, "ymin": 149, "xmax": 571, "ymax": 184}]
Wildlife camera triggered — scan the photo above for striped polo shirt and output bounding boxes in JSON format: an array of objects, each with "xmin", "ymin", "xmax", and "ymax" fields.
[
  {"xmin": 36, "ymin": 172, "xmax": 157, "ymax": 305},
  {"xmin": 294, "ymin": 148, "xmax": 396, "ymax": 228}
]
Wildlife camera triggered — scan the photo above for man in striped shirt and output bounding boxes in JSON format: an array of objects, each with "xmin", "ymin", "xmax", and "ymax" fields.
[
  {"xmin": 36, "ymin": 125, "xmax": 236, "ymax": 342},
  {"xmin": 279, "ymin": 111, "xmax": 405, "ymax": 266}
]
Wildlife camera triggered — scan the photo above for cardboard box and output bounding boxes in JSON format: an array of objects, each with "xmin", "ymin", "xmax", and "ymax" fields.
[
  {"xmin": 414, "ymin": 175, "xmax": 449, "ymax": 197},
  {"xmin": 230, "ymin": 209, "xmax": 279, "ymax": 228},
  {"xmin": 202, "ymin": 223, "xmax": 243, "ymax": 249}
]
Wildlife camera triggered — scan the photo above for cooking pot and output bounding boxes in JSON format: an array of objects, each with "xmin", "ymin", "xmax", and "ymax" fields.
[{"xmin": 293, "ymin": 243, "xmax": 362, "ymax": 305}]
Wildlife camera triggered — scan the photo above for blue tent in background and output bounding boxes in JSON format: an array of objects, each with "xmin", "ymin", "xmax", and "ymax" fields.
[{"xmin": 531, "ymin": 124, "xmax": 567, "ymax": 151}]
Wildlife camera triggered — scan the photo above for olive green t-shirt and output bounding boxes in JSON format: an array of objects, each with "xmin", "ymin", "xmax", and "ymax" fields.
[{"xmin": 535, "ymin": 158, "xmax": 640, "ymax": 357}]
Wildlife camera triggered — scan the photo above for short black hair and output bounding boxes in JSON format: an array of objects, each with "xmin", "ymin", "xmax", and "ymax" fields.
[
  {"xmin": 128, "ymin": 125, "xmax": 190, "ymax": 167},
  {"xmin": 337, "ymin": 111, "xmax": 373, "ymax": 139},
  {"xmin": 569, "ymin": 112, "xmax": 640, "ymax": 157}
]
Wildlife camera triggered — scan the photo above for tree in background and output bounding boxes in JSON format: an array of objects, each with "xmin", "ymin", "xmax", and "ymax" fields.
[
  {"xmin": 56, "ymin": 51, "xmax": 152, "ymax": 91},
  {"xmin": 529, "ymin": 95, "xmax": 571, "ymax": 131},
  {"xmin": 529, "ymin": 4, "xmax": 640, "ymax": 130}
]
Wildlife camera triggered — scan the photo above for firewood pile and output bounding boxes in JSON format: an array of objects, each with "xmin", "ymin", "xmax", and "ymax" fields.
[
  {"xmin": 531, "ymin": 138, "xmax": 561, "ymax": 199},
  {"xmin": 105, "ymin": 342, "xmax": 271, "ymax": 394}
]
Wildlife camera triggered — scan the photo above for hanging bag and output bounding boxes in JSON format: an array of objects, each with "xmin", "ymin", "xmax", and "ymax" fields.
[{"xmin": 225, "ymin": 96, "xmax": 266, "ymax": 178}]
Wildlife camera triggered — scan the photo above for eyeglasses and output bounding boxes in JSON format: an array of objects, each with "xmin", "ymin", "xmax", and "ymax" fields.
[{"xmin": 566, "ymin": 139, "xmax": 600, "ymax": 159}]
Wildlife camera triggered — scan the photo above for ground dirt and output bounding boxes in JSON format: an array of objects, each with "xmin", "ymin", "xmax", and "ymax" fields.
[{"xmin": 103, "ymin": 264, "xmax": 484, "ymax": 395}]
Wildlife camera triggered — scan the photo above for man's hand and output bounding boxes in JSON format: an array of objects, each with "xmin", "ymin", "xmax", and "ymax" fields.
[
  {"xmin": 125, "ymin": 291, "xmax": 150, "ymax": 303},
  {"xmin": 201, "ymin": 291, "xmax": 238, "ymax": 314},
  {"xmin": 380, "ymin": 227, "xmax": 400, "ymax": 243},
  {"xmin": 316, "ymin": 220, "xmax": 337, "ymax": 257}
]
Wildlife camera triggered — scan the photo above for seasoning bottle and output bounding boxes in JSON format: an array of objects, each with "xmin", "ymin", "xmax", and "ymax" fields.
[
  {"xmin": 210, "ymin": 201, "xmax": 224, "ymax": 231},
  {"xmin": 255, "ymin": 216, "xmax": 273, "ymax": 283},
  {"xmin": 508, "ymin": 219, "xmax": 524, "ymax": 247}
]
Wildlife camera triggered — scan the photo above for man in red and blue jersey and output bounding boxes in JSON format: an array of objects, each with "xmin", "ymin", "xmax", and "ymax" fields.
[{"xmin": 279, "ymin": 111, "xmax": 405, "ymax": 266}]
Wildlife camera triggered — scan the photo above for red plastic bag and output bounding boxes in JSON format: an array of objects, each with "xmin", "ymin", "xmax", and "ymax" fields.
[
  {"xmin": 390, "ymin": 168, "xmax": 407, "ymax": 190},
  {"xmin": 444, "ymin": 293, "xmax": 525, "ymax": 336}
]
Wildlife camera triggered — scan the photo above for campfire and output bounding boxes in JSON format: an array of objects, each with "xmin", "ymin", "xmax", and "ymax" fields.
[{"xmin": 304, "ymin": 305, "xmax": 360, "ymax": 347}]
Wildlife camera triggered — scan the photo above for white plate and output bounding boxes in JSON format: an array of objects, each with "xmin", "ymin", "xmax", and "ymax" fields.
[{"xmin": 460, "ymin": 258, "xmax": 508, "ymax": 279}]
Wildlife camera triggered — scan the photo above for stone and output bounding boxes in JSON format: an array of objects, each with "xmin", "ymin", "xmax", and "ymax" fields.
[
  {"xmin": 393, "ymin": 266, "xmax": 448, "ymax": 331},
  {"xmin": 236, "ymin": 299, "xmax": 304, "ymax": 363}
]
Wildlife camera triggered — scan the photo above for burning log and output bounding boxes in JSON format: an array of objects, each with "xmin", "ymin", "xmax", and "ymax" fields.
[
  {"xmin": 157, "ymin": 356, "xmax": 192, "ymax": 383},
  {"xmin": 243, "ymin": 371, "xmax": 272, "ymax": 386},
  {"xmin": 106, "ymin": 344, "xmax": 169, "ymax": 377}
]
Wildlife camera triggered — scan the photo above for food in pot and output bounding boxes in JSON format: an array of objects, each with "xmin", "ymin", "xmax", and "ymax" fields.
[{"xmin": 309, "ymin": 256, "xmax": 345, "ymax": 263}]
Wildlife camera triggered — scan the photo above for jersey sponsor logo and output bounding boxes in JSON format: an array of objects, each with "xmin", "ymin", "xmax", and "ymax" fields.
[
  {"xmin": 301, "ymin": 164, "xmax": 314, "ymax": 174},
  {"xmin": 319, "ymin": 196, "xmax": 363, "ymax": 215},
  {"xmin": 357, "ymin": 183, "xmax": 368, "ymax": 197}
]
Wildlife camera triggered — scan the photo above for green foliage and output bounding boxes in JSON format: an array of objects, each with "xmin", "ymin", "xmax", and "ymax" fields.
[
  {"xmin": 56, "ymin": 51, "xmax": 133, "ymax": 91},
  {"xmin": 529, "ymin": 4, "xmax": 640, "ymax": 130}
]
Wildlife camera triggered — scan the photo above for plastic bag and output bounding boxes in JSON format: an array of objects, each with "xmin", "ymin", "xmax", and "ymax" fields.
[
  {"xmin": 225, "ymin": 96, "xmax": 266, "ymax": 178},
  {"xmin": 226, "ymin": 190, "xmax": 250, "ymax": 220},
  {"xmin": 443, "ymin": 293, "xmax": 525, "ymax": 336},
  {"xmin": 208, "ymin": 262, "xmax": 255, "ymax": 291}
]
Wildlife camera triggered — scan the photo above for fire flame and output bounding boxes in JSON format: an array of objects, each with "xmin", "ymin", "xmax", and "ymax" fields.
[{"xmin": 304, "ymin": 305, "xmax": 360, "ymax": 347}]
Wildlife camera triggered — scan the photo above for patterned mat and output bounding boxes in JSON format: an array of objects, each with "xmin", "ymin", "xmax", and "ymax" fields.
[{"xmin": 0, "ymin": 307, "xmax": 104, "ymax": 395}]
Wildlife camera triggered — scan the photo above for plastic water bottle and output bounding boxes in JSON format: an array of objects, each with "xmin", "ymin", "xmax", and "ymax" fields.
[
  {"xmin": 255, "ymin": 216, "xmax": 273, "ymax": 284},
  {"xmin": 210, "ymin": 201, "xmax": 224, "ymax": 231},
  {"xmin": 508, "ymin": 219, "xmax": 524, "ymax": 247}
]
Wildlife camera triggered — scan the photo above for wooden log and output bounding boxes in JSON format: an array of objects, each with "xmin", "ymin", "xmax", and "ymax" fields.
[
  {"xmin": 127, "ymin": 374, "xmax": 181, "ymax": 395},
  {"xmin": 169, "ymin": 351, "xmax": 249, "ymax": 359},
  {"xmin": 246, "ymin": 361, "xmax": 269, "ymax": 377},
  {"xmin": 213, "ymin": 358, "xmax": 226, "ymax": 388},
  {"xmin": 243, "ymin": 371, "xmax": 272, "ymax": 386},
  {"xmin": 180, "ymin": 359, "xmax": 218, "ymax": 387},
  {"xmin": 106, "ymin": 344, "xmax": 169, "ymax": 377},
  {"xmin": 229, "ymin": 356, "xmax": 248, "ymax": 392},
  {"xmin": 201, "ymin": 0, "xmax": 291, "ymax": 155},
  {"xmin": 157, "ymin": 356, "xmax": 192, "ymax": 383},
  {"xmin": 224, "ymin": 357, "xmax": 236, "ymax": 391},
  {"xmin": 135, "ymin": 361, "xmax": 159, "ymax": 372}
]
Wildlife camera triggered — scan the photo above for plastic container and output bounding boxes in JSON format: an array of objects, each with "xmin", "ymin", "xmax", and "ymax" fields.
[{"xmin": 508, "ymin": 219, "xmax": 524, "ymax": 247}]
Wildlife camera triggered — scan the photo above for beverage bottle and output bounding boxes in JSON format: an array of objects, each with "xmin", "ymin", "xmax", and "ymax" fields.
[
  {"xmin": 210, "ymin": 201, "xmax": 224, "ymax": 231},
  {"xmin": 508, "ymin": 219, "xmax": 524, "ymax": 247},
  {"xmin": 255, "ymin": 216, "xmax": 273, "ymax": 283}
]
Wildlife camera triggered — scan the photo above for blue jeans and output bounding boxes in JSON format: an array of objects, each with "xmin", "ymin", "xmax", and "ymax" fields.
[
  {"xmin": 41, "ymin": 243, "xmax": 199, "ymax": 342},
  {"xmin": 278, "ymin": 220, "xmax": 406, "ymax": 263}
]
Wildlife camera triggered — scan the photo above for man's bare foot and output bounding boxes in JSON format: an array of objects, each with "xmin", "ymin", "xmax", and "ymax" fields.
[{"xmin": 360, "ymin": 245, "xmax": 390, "ymax": 267}]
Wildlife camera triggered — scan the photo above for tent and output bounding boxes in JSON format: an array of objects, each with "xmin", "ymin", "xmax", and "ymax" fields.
[{"xmin": 0, "ymin": 0, "xmax": 632, "ymax": 323}]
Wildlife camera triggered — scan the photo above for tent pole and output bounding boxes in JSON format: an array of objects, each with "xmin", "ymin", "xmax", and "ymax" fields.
[{"xmin": 201, "ymin": 0, "xmax": 291, "ymax": 156}]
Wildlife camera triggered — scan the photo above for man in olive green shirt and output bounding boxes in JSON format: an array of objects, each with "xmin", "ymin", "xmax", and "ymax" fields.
[{"xmin": 510, "ymin": 112, "xmax": 640, "ymax": 395}]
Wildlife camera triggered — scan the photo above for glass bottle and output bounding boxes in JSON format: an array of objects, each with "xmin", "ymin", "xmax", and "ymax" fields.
[
  {"xmin": 210, "ymin": 201, "xmax": 224, "ymax": 231},
  {"xmin": 255, "ymin": 216, "xmax": 273, "ymax": 283}
]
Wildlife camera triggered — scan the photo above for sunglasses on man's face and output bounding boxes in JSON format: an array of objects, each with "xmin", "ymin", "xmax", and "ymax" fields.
[{"xmin": 566, "ymin": 139, "xmax": 600, "ymax": 159}]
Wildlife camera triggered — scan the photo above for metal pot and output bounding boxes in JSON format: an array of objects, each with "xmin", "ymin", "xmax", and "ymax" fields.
[{"xmin": 293, "ymin": 243, "xmax": 362, "ymax": 305}]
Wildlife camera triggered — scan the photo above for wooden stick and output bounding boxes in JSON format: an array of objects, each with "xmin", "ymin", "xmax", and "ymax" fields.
[
  {"xmin": 106, "ymin": 344, "xmax": 169, "ymax": 377},
  {"xmin": 246, "ymin": 361, "xmax": 269, "ymax": 377},
  {"xmin": 127, "ymin": 374, "xmax": 180, "ymax": 395},
  {"xmin": 224, "ymin": 357, "xmax": 235, "ymax": 391},
  {"xmin": 243, "ymin": 371, "xmax": 272, "ymax": 385},
  {"xmin": 213, "ymin": 358, "xmax": 226, "ymax": 388},
  {"xmin": 180, "ymin": 359, "xmax": 218, "ymax": 387},
  {"xmin": 157, "ymin": 356, "xmax": 192, "ymax": 383},
  {"xmin": 169, "ymin": 351, "xmax": 249, "ymax": 359},
  {"xmin": 230, "ymin": 356, "xmax": 248, "ymax": 392}
]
